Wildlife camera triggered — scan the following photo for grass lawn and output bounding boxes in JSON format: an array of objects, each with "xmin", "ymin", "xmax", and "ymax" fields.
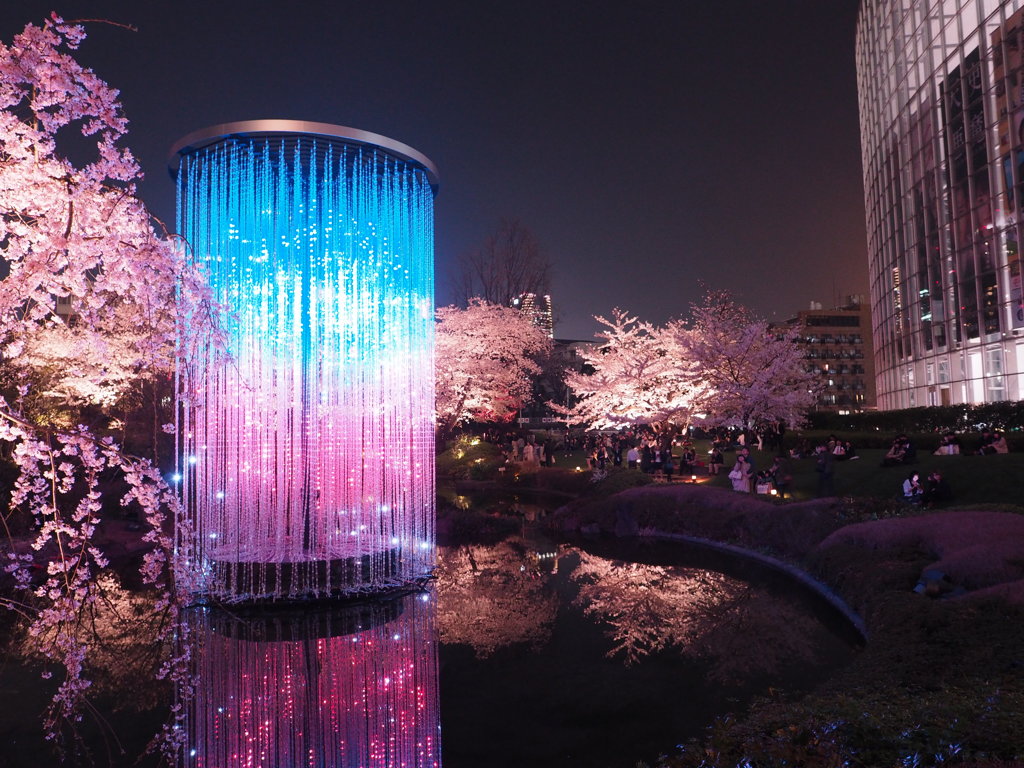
[
  {"xmin": 551, "ymin": 442, "xmax": 1024, "ymax": 510},
  {"xmin": 716, "ymin": 446, "xmax": 1023, "ymax": 507}
]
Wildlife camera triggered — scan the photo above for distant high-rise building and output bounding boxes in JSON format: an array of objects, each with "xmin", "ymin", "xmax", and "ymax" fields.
[
  {"xmin": 512, "ymin": 292, "xmax": 554, "ymax": 338},
  {"xmin": 780, "ymin": 299, "xmax": 876, "ymax": 412},
  {"xmin": 857, "ymin": 0, "xmax": 1024, "ymax": 408}
]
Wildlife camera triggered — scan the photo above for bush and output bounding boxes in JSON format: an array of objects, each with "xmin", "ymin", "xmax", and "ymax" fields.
[
  {"xmin": 807, "ymin": 402, "xmax": 1024, "ymax": 436},
  {"xmin": 654, "ymin": 535, "xmax": 1024, "ymax": 768},
  {"xmin": 436, "ymin": 436, "xmax": 504, "ymax": 480},
  {"xmin": 436, "ymin": 502, "xmax": 521, "ymax": 546},
  {"xmin": 585, "ymin": 466, "xmax": 654, "ymax": 497}
]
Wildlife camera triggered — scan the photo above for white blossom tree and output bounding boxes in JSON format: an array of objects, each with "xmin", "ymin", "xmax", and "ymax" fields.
[
  {"xmin": 434, "ymin": 298, "xmax": 553, "ymax": 438},
  {"xmin": 559, "ymin": 309, "xmax": 705, "ymax": 433},
  {"xmin": 674, "ymin": 291, "xmax": 818, "ymax": 431},
  {"xmin": 0, "ymin": 16, "xmax": 209, "ymax": 753}
]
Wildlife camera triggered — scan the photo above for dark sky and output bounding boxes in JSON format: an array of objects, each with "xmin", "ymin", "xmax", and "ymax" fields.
[{"xmin": 5, "ymin": 1, "xmax": 867, "ymax": 339}]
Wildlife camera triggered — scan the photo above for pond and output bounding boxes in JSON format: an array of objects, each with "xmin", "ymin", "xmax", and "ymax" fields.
[{"xmin": 0, "ymin": 493, "xmax": 860, "ymax": 767}]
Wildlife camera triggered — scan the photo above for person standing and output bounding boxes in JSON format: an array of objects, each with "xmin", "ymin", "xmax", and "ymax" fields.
[
  {"xmin": 772, "ymin": 455, "xmax": 793, "ymax": 499},
  {"xmin": 626, "ymin": 445, "xmax": 640, "ymax": 469},
  {"xmin": 815, "ymin": 448, "xmax": 835, "ymax": 497}
]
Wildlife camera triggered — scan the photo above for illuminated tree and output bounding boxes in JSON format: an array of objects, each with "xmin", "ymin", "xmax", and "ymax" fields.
[
  {"xmin": 434, "ymin": 299, "xmax": 553, "ymax": 437},
  {"xmin": 0, "ymin": 15, "xmax": 207, "ymax": 750},
  {"xmin": 572, "ymin": 550, "xmax": 739, "ymax": 664},
  {"xmin": 674, "ymin": 291, "xmax": 817, "ymax": 431},
  {"xmin": 559, "ymin": 309, "xmax": 705, "ymax": 432}
]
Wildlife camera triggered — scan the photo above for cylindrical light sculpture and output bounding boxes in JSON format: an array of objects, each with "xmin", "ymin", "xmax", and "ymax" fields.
[{"xmin": 171, "ymin": 121, "xmax": 437, "ymax": 602}]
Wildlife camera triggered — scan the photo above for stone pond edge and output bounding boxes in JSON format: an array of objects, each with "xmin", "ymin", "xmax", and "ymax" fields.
[{"xmin": 636, "ymin": 528, "xmax": 869, "ymax": 642}]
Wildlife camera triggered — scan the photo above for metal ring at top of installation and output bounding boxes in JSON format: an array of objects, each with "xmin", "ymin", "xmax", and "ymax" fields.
[{"xmin": 167, "ymin": 119, "xmax": 440, "ymax": 194}]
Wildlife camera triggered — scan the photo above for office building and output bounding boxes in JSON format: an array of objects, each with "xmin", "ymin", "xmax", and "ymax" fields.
[{"xmin": 857, "ymin": 0, "xmax": 1024, "ymax": 407}]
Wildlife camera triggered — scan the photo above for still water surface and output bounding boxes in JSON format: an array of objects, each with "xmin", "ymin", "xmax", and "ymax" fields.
[{"xmin": 1, "ymin": 497, "xmax": 858, "ymax": 767}]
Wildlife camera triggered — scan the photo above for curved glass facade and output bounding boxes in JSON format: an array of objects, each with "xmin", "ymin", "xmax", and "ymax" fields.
[{"xmin": 857, "ymin": 0, "xmax": 1024, "ymax": 408}]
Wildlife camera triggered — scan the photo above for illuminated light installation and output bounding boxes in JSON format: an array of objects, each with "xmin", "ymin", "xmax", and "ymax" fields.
[
  {"xmin": 181, "ymin": 590, "xmax": 441, "ymax": 767},
  {"xmin": 171, "ymin": 121, "xmax": 437, "ymax": 601}
]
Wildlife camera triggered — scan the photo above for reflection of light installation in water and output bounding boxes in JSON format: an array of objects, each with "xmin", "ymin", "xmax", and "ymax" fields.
[
  {"xmin": 171, "ymin": 121, "xmax": 437, "ymax": 601},
  {"xmin": 181, "ymin": 590, "xmax": 441, "ymax": 767}
]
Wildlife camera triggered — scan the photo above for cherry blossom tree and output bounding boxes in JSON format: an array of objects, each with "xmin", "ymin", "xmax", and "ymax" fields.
[
  {"xmin": 559, "ymin": 309, "xmax": 705, "ymax": 433},
  {"xmin": 673, "ymin": 291, "xmax": 818, "ymax": 432},
  {"xmin": 1, "ymin": 15, "xmax": 208, "ymax": 755},
  {"xmin": 571, "ymin": 550, "xmax": 740, "ymax": 664},
  {"xmin": 435, "ymin": 298, "xmax": 553, "ymax": 439},
  {"xmin": 559, "ymin": 295, "xmax": 815, "ymax": 436}
]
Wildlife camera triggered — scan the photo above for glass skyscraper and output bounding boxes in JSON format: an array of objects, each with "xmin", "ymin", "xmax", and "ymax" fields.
[{"xmin": 857, "ymin": 0, "xmax": 1024, "ymax": 408}]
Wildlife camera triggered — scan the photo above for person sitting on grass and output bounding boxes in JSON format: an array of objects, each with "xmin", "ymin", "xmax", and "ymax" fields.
[
  {"xmin": 987, "ymin": 432, "xmax": 1009, "ymax": 454},
  {"xmin": 679, "ymin": 445, "xmax": 696, "ymax": 472},
  {"xmin": 832, "ymin": 439, "xmax": 857, "ymax": 460},
  {"xmin": 976, "ymin": 430, "xmax": 995, "ymax": 454},
  {"xmin": 934, "ymin": 432, "xmax": 961, "ymax": 455},
  {"xmin": 902, "ymin": 471, "xmax": 923, "ymax": 504},
  {"xmin": 755, "ymin": 467, "xmax": 775, "ymax": 494},
  {"xmin": 922, "ymin": 470, "xmax": 953, "ymax": 507},
  {"xmin": 708, "ymin": 445, "xmax": 724, "ymax": 475},
  {"xmin": 882, "ymin": 434, "xmax": 915, "ymax": 466},
  {"xmin": 788, "ymin": 438, "xmax": 812, "ymax": 459},
  {"xmin": 882, "ymin": 437, "xmax": 907, "ymax": 467}
]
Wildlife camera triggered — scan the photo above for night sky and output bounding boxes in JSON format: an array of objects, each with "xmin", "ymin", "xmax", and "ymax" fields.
[{"xmin": 5, "ymin": 1, "xmax": 867, "ymax": 339}]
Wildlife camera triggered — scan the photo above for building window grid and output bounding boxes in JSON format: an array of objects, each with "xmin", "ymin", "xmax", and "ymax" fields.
[{"xmin": 860, "ymin": 0, "xmax": 1024, "ymax": 409}]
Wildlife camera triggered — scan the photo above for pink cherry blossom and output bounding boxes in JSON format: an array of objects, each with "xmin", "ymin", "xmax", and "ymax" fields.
[
  {"xmin": 1, "ymin": 17, "xmax": 205, "ymax": 755},
  {"xmin": 435, "ymin": 298, "xmax": 553, "ymax": 436}
]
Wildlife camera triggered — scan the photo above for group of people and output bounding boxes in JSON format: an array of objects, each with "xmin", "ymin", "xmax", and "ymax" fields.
[
  {"xmin": 902, "ymin": 470, "xmax": 952, "ymax": 506},
  {"xmin": 933, "ymin": 429, "xmax": 1009, "ymax": 456},
  {"xmin": 483, "ymin": 424, "xmax": 998, "ymax": 508},
  {"xmin": 977, "ymin": 430, "xmax": 1010, "ymax": 455},
  {"xmin": 726, "ymin": 449, "xmax": 795, "ymax": 498},
  {"xmin": 497, "ymin": 433, "xmax": 556, "ymax": 467},
  {"xmin": 575, "ymin": 431, "xmax": 701, "ymax": 477},
  {"xmin": 881, "ymin": 434, "xmax": 917, "ymax": 466}
]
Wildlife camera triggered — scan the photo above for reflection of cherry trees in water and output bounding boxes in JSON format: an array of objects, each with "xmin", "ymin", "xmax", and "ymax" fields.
[
  {"xmin": 571, "ymin": 551, "xmax": 823, "ymax": 683},
  {"xmin": 435, "ymin": 541, "xmax": 558, "ymax": 657},
  {"xmin": 436, "ymin": 541, "xmax": 826, "ymax": 682},
  {"xmin": 571, "ymin": 552, "xmax": 736, "ymax": 664},
  {"xmin": 5, "ymin": 571, "xmax": 179, "ymax": 755}
]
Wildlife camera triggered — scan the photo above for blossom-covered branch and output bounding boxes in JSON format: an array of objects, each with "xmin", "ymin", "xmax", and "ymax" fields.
[
  {"xmin": 0, "ymin": 16, "xmax": 208, "ymax": 758},
  {"xmin": 562, "ymin": 293, "xmax": 817, "ymax": 434}
]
